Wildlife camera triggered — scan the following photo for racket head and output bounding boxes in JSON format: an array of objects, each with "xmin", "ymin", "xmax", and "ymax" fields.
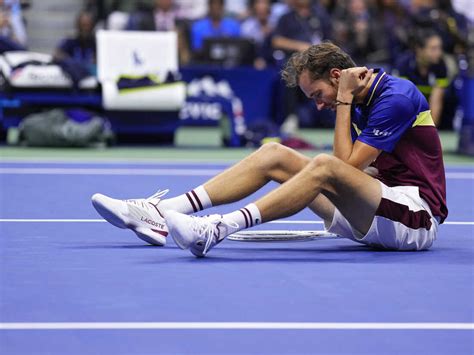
[{"xmin": 227, "ymin": 230, "xmax": 339, "ymax": 242}]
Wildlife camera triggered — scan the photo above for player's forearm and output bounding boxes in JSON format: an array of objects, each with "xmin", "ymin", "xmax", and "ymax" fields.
[{"xmin": 333, "ymin": 103, "xmax": 354, "ymax": 163}]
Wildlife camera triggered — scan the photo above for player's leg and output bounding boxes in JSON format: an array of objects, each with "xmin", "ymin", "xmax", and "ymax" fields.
[
  {"xmin": 159, "ymin": 142, "xmax": 335, "ymax": 221},
  {"xmin": 166, "ymin": 153, "xmax": 380, "ymax": 256},
  {"xmin": 92, "ymin": 143, "xmax": 334, "ymax": 247},
  {"xmin": 255, "ymin": 153, "xmax": 381, "ymax": 235}
]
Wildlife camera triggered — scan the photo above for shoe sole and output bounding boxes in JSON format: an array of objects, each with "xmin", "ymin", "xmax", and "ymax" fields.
[{"xmin": 92, "ymin": 194, "xmax": 166, "ymax": 246}]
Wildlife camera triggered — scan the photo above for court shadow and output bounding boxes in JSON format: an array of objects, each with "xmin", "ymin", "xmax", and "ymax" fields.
[{"xmin": 175, "ymin": 244, "xmax": 431, "ymax": 263}]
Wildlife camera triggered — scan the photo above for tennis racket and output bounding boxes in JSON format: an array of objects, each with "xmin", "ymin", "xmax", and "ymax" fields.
[{"xmin": 228, "ymin": 230, "xmax": 340, "ymax": 242}]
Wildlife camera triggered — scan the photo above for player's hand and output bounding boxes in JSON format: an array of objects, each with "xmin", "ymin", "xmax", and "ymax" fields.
[{"xmin": 337, "ymin": 67, "xmax": 374, "ymax": 101}]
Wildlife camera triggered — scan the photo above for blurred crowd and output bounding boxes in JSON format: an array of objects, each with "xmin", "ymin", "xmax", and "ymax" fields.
[{"xmin": 1, "ymin": 0, "xmax": 473, "ymax": 129}]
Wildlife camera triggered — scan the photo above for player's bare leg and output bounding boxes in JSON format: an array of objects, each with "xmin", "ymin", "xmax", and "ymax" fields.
[
  {"xmin": 165, "ymin": 152, "xmax": 381, "ymax": 256},
  {"xmin": 203, "ymin": 142, "xmax": 335, "ymax": 222},
  {"xmin": 93, "ymin": 142, "xmax": 336, "ymax": 248},
  {"xmin": 256, "ymin": 153, "xmax": 381, "ymax": 235}
]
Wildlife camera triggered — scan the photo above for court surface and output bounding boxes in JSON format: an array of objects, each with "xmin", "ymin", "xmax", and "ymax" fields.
[{"xmin": 0, "ymin": 150, "xmax": 473, "ymax": 354}]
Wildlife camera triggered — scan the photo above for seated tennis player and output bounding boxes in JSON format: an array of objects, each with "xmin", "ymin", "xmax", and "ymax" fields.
[{"xmin": 92, "ymin": 42, "xmax": 448, "ymax": 257}]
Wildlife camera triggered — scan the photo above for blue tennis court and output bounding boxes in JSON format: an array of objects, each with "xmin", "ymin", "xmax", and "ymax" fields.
[{"xmin": 0, "ymin": 157, "xmax": 473, "ymax": 354}]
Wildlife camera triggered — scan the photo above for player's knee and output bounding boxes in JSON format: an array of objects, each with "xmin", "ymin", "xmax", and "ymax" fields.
[
  {"xmin": 312, "ymin": 153, "xmax": 335, "ymax": 165},
  {"xmin": 258, "ymin": 142, "xmax": 283, "ymax": 156},
  {"xmin": 305, "ymin": 154, "xmax": 338, "ymax": 183},
  {"xmin": 309, "ymin": 154, "xmax": 336, "ymax": 172},
  {"xmin": 258, "ymin": 142, "xmax": 289, "ymax": 168}
]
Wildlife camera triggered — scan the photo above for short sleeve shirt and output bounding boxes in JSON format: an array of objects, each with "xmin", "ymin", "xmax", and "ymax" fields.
[{"xmin": 351, "ymin": 69, "xmax": 448, "ymax": 222}]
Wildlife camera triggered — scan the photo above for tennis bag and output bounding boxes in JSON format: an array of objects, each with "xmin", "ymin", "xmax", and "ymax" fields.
[{"xmin": 19, "ymin": 109, "xmax": 113, "ymax": 147}]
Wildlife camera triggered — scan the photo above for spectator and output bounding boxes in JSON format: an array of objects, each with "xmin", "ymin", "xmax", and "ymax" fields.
[
  {"xmin": 126, "ymin": 0, "xmax": 191, "ymax": 65},
  {"xmin": 393, "ymin": 29, "xmax": 448, "ymax": 127},
  {"xmin": 54, "ymin": 11, "xmax": 96, "ymax": 73},
  {"xmin": 319, "ymin": 0, "xmax": 337, "ymax": 16},
  {"xmin": 272, "ymin": 0, "xmax": 331, "ymax": 62},
  {"xmin": 127, "ymin": 0, "xmax": 177, "ymax": 32},
  {"xmin": 332, "ymin": 0, "xmax": 389, "ymax": 65},
  {"xmin": 373, "ymin": 0, "xmax": 410, "ymax": 66},
  {"xmin": 241, "ymin": 0, "xmax": 272, "ymax": 45},
  {"xmin": 272, "ymin": 0, "xmax": 332, "ymax": 133},
  {"xmin": 84, "ymin": 0, "xmax": 107, "ymax": 27},
  {"xmin": 269, "ymin": 0, "xmax": 295, "ymax": 28},
  {"xmin": 174, "ymin": 0, "xmax": 207, "ymax": 20},
  {"xmin": 190, "ymin": 0, "xmax": 240, "ymax": 52},
  {"xmin": 0, "ymin": 0, "xmax": 27, "ymax": 51},
  {"xmin": 436, "ymin": 0, "xmax": 469, "ymax": 55},
  {"xmin": 241, "ymin": 0, "xmax": 273, "ymax": 68},
  {"xmin": 409, "ymin": 0, "xmax": 468, "ymax": 55}
]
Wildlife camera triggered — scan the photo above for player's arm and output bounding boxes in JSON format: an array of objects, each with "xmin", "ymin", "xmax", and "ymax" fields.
[{"xmin": 333, "ymin": 67, "xmax": 381, "ymax": 170}]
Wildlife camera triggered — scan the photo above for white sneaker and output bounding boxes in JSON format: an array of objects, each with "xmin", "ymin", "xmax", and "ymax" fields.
[
  {"xmin": 91, "ymin": 190, "xmax": 169, "ymax": 246},
  {"xmin": 165, "ymin": 211, "xmax": 238, "ymax": 257}
]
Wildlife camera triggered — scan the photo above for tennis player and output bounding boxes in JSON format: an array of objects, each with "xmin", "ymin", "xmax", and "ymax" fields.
[{"xmin": 92, "ymin": 42, "xmax": 448, "ymax": 257}]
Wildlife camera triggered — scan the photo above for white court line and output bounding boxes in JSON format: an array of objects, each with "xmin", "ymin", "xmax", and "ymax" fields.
[
  {"xmin": 0, "ymin": 219, "xmax": 107, "ymax": 223},
  {"xmin": 0, "ymin": 322, "xmax": 472, "ymax": 330},
  {"xmin": 0, "ymin": 219, "xmax": 473, "ymax": 225},
  {"xmin": 0, "ymin": 167, "xmax": 473, "ymax": 179},
  {"xmin": 0, "ymin": 168, "xmax": 222, "ymax": 176},
  {"xmin": 445, "ymin": 172, "xmax": 474, "ymax": 179},
  {"xmin": 0, "ymin": 158, "xmax": 235, "ymax": 165}
]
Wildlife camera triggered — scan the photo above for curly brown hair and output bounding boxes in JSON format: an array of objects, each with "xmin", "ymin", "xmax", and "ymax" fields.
[{"xmin": 281, "ymin": 42, "xmax": 356, "ymax": 88}]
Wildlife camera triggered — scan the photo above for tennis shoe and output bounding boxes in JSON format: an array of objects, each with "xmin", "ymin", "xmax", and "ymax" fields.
[
  {"xmin": 165, "ymin": 211, "xmax": 238, "ymax": 257},
  {"xmin": 91, "ymin": 190, "xmax": 169, "ymax": 246}
]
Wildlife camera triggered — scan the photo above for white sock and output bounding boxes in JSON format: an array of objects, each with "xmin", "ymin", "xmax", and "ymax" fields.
[
  {"xmin": 159, "ymin": 185, "xmax": 212, "ymax": 214},
  {"xmin": 220, "ymin": 203, "xmax": 262, "ymax": 237}
]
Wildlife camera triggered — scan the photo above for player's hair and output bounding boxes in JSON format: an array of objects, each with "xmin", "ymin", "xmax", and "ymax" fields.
[{"xmin": 281, "ymin": 42, "xmax": 356, "ymax": 88}]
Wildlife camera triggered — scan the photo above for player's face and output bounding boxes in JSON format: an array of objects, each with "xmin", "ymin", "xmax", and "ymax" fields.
[{"xmin": 298, "ymin": 70, "xmax": 338, "ymax": 111}]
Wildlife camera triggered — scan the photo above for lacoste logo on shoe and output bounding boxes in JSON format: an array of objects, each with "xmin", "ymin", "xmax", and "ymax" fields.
[{"xmin": 141, "ymin": 217, "xmax": 165, "ymax": 229}]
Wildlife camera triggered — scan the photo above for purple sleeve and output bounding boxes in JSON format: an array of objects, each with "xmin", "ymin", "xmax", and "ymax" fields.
[{"xmin": 357, "ymin": 94, "xmax": 417, "ymax": 152}]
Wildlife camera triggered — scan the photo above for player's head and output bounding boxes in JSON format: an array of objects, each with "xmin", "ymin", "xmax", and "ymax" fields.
[
  {"xmin": 414, "ymin": 29, "xmax": 443, "ymax": 66},
  {"xmin": 282, "ymin": 42, "xmax": 356, "ymax": 111}
]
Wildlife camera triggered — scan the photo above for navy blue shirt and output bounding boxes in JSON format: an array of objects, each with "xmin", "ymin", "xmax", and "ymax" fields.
[
  {"xmin": 58, "ymin": 37, "xmax": 96, "ymax": 67},
  {"xmin": 274, "ymin": 8, "xmax": 331, "ymax": 48},
  {"xmin": 393, "ymin": 53, "xmax": 448, "ymax": 99}
]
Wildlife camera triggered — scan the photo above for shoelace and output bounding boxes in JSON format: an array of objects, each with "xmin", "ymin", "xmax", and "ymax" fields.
[
  {"xmin": 147, "ymin": 189, "xmax": 169, "ymax": 201},
  {"xmin": 191, "ymin": 215, "xmax": 239, "ymax": 255},
  {"xmin": 125, "ymin": 189, "xmax": 169, "ymax": 212}
]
